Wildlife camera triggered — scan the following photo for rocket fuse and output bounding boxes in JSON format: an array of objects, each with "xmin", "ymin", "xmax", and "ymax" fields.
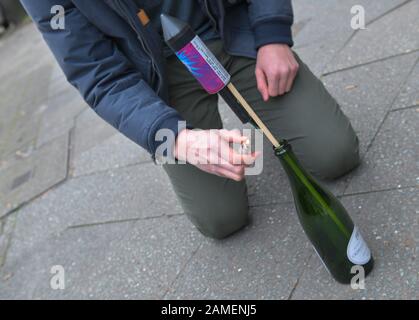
[{"xmin": 161, "ymin": 14, "xmax": 282, "ymax": 148}]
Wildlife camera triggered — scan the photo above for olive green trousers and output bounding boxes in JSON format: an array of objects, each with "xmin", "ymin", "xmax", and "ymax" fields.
[{"xmin": 163, "ymin": 40, "xmax": 360, "ymax": 239}]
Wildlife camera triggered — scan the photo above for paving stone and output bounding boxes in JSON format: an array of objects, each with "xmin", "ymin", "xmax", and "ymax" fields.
[
  {"xmin": 71, "ymin": 133, "xmax": 151, "ymax": 177},
  {"xmin": 165, "ymin": 203, "xmax": 312, "ymax": 299},
  {"xmin": 0, "ymin": 63, "xmax": 53, "ymax": 157},
  {"xmin": 72, "ymin": 108, "xmax": 120, "ymax": 158},
  {"xmin": 0, "ymin": 214, "xmax": 202, "ymax": 299},
  {"xmin": 322, "ymin": 52, "xmax": 418, "ymax": 154},
  {"xmin": 291, "ymin": 188, "xmax": 418, "ymax": 299},
  {"xmin": 325, "ymin": 0, "xmax": 419, "ymax": 73},
  {"xmin": 293, "ymin": 0, "xmax": 407, "ymax": 76},
  {"xmin": 393, "ymin": 59, "xmax": 419, "ymax": 109},
  {"xmin": 70, "ymin": 107, "xmax": 151, "ymax": 177},
  {"xmin": 295, "ymin": 36, "xmax": 353, "ymax": 78},
  {"xmin": 346, "ymin": 108, "xmax": 419, "ymax": 194},
  {"xmin": 70, "ymin": 108, "xmax": 151, "ymax": 177},
  {"xmin": 2, "ymin": 162, "xmax": 183, "ymax": 255},
  {"xmin": 293, "ymin": 0, "xmax": 407, "ymax": 47},
  {"xmin": 48, "ymin": 61, "xmax": 67, "ymax": 83},
  {"xmin": 0, "ymin": 134, "xmax": 69, "ymax": 217},
  {"xmin": 36, "ymin": 75, "xmax": 88, "ymax": 148},
  {"xmin": 293, "ymin": 2, "xmax": 351, "ymax": 48},
  {"xmin": 292, "ymin": 1, "xmax": 354, "ymax": 76},
  {"xmin": 0, "ymin": 215, "xmax": 16, "ymax": 267},
  {"xmin": 0, "ymin": 116, "xmax": 40, "ymax": 160},
  {"xmin": 0, "ymin": 24, "xmax": 53, "ymax": 82}
]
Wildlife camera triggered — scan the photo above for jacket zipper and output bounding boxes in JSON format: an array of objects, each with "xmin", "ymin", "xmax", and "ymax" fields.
[{"xmin": 115, "ymin": 0, "xmax": 159, "ymax": 90}]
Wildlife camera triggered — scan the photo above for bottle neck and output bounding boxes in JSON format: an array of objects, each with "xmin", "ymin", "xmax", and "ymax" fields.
[
  {"xmin": 274, "ymin": 142, "xmax": 309, "ymax": 185},
  {"xmin": 274, "ymin": 141, "xmax": 290, "ymax": 158},
  {"xmin": 274, "ymin": 142, "xmax": 301, "ymax": 172},
  {"xmin": 275, "ymin": 142, "xmax": 351, "ymax": 238}
]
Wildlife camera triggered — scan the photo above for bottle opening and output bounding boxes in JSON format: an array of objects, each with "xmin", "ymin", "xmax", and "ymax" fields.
[{"xmin": 274, "ymin": 140, "xmax": 290, "ymax": 157}]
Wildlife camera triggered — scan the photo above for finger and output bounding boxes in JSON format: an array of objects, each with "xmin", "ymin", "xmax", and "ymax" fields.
[
  {"xmin": 203, "ymin": 163, "xmax": 242, "ymax": 181},
  {"xmin": 278, "ymin": 67, "xmax": 290, "ymax": 95},
  {"xmin": 285, "ymin": 74, "xmax": 293, "ymax": 93},
  {"xmin": 215, "ymin": 135, "xmax": 258, "ymax": 167},
  {"xmin": 218, "ymin": 129, "xmax": 247, "ymax": 144},
  {"xmin": 267, "ymin": 73, "xmax": 280, "ymax": 97},
  {"xmin": 217, "ymin": 140, "xmax": 239, "ymax": 165},
  {"xmin": 214, "ymin": 166, "xmax": 244, "ymax": 182},
  {"xmin": 286, "ymin": 62, "xmax": 299, "ymax": 93},
  {"xmin": 230, "ymin": 149, "xmax": 259, "ymax": 166},
  {"xmin": 240, "ymin": 151, "xmax": 262, "ymax": 166},
  {"xmin": 219, "ymin": 163, "xmax": 245, "ymax": 176},
  {"xmin": 214, "ymin": 139, "xmax": 253, "ymax": 166},
  {"xmin": 255, "ymin": 68, "xmax": 269, "ymax": 101},
  {"xmin": 209, "ymin": 150, "xmax": 243, "ymax": 174},
  {"xmin": 252, "ymin": 151, "xmax": 262, "ymax": 160},
  {"xmin": 197, "ymin": 163, "xmax": 244, "ymax": 181}
]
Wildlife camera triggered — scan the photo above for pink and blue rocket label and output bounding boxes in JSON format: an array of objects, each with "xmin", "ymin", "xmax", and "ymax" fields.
[{"xmin": 176, "ymin": 36, "xmax": 231, "ymax": 94}]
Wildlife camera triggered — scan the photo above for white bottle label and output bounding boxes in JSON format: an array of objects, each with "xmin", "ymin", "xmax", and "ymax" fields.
[{"xmin": 347, "ymin": 226, "xmax": 371, "ymax": 265}]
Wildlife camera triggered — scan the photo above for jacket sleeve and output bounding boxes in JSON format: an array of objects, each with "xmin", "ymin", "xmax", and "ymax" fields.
[
  {"xmin": 246, "ymin": 0, "xmax": 294, "ymax": 48},
  {"xmin": 20, "ymin": 0, "xmax": 184, "ymax": 157}
]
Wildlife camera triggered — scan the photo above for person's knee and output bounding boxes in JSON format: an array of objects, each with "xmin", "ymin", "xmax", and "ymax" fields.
[
  {"xmin": 197, "ymin": 206, "xmax": 250, "ymax": 240},
  {"xmin": 316, "ymin": 131, "xmax": 361, "ymax": 180}
]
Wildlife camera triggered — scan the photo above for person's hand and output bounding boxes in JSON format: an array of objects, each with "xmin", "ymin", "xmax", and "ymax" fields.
[
  {"xmin": 174, "ymin": 129, "xmax": 260, "ymax": 181},
  {"xmin": 255, "ymin": 43, "xmax": 299, "ymax": 101}
]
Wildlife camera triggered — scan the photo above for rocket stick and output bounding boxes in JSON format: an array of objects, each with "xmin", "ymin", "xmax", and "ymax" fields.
[
  {"xmin": 226, "ymin": 83, "xmax": 281, "ymax": 148},
  {"xmin": 161, "ymin": 14, "xmax": 281, "ymax": 148}
]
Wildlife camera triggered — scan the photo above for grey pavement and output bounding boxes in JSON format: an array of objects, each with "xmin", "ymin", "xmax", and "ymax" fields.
[{"xmin": 0, "ymin": 0, "xmax": 418, "ymax": 299}]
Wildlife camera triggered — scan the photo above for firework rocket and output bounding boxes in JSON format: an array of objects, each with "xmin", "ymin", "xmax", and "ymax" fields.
[{"xmin": 161, "ymin": 14, "xmax": 230, "ymax": 94}]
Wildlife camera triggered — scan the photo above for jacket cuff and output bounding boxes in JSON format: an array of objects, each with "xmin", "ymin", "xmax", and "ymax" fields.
[
  {"xmin": 253, "ymin": 19, "xmax": 294, "ymax": 49},
  {"xmin": 149, "ymin": 112, "xmax": 184, "ymax": 162}
]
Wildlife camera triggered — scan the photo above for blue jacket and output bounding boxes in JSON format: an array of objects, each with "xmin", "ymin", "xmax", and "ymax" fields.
[{"xmin": 20, "ymin": 0, "xmax": 294, "ymax": 157}]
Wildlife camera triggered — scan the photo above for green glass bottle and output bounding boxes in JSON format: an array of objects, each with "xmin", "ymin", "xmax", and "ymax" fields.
[{"xmin": 275, "ymin": 142, "xmax": 374, "ymax": 284}]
